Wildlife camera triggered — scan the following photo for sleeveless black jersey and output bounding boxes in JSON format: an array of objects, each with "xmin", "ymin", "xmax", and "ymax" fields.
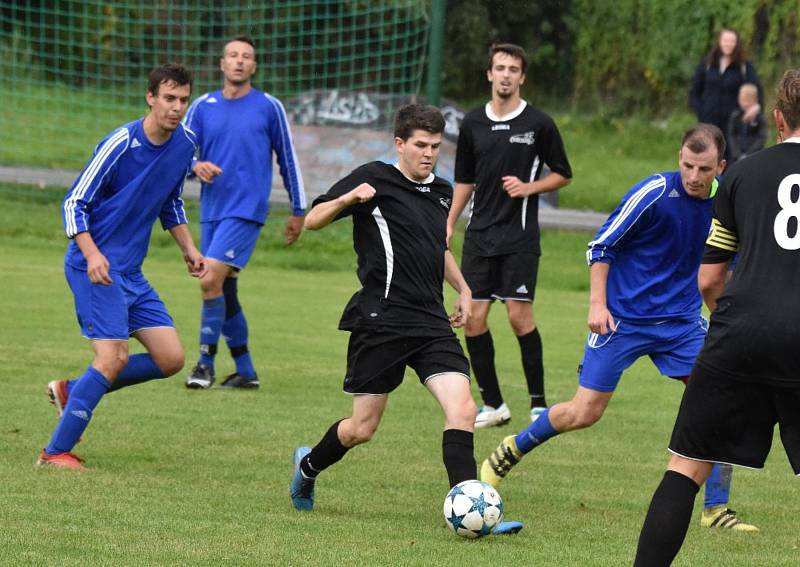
[
  {"xmin": 312, "ymin": 161, "xmax": 454, "ymax": 333},
  {"xmin": 699, "ymin": 141, "xmax": 800, "ymax": 386},
  {"xmin": 454, "ymin": 101, "xmax": 572, "ymax": 256}
]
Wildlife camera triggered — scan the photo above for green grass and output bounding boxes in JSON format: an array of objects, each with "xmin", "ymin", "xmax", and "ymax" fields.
[
  {"xmin": 0, "ymin": 82, "xmax": 742, "ymax": 213},
  {"xmin": 1, "ymin": 187, "xmax": 798, "ymax": 566},
  {"xmin": 557, "ymin": 113, "xmax": 690, "ymax": 212}
]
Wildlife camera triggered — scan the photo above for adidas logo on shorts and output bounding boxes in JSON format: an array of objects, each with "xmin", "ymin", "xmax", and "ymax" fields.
[{"xmin": 516, "ymin": 284, "xmax": 529, "ymax": 294}]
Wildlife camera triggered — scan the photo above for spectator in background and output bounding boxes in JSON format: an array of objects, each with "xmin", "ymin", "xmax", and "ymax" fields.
[
  {"xmin": 727, "ymin": 83, "xmax": 767, "ymax": 161},
  {"xmin": 690, "ymin": 27, "xmax": 762, "ymax": 158}
]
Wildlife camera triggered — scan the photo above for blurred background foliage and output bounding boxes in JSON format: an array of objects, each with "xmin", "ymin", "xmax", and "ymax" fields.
[{"xmin": 442, "ymin": 0, "xmax": 800, "ymax": 113}]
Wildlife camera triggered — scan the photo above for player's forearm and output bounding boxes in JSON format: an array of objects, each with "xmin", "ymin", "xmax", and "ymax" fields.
[
  {"xmin": 529, "ymin": 173, "xmax": 570, "ymax": 195},
  {"xmin": 168, "ymin": 224, "xmax": 198, "ymax": 255},
  {"xmin": 698, "ymin": 262, "xmax": 729, "ymax": 312},
  {"xmin": 74, "ymin": 232, "xmax": 103, "ymax": 262},
  {"xmin": 444, "ymin": 250, "xmax": 470, "ymax": 297},
  {"xmin": 304, "ymin": 198, "xmax": 349, "ymax": 230},
  {"xmin": 447, "ymin": 183, "xmax": 475, "ymax": 228},
  {"xmin": 589, "ymin": 261, "xmax": 610, "ymax": 308}
]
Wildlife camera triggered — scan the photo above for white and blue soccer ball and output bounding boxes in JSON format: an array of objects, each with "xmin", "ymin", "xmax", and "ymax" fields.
[{"xmin": 443, "ymin": 480, "xmax": 504, "ymax": 538}]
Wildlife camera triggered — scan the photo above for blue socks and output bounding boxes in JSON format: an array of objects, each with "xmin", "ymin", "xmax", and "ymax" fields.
[
  {"xmin": 107, "ymin": 353, "xmax": 166, "ymax": 392},
  {"xmin": 199, "ymin": 295, "xmax": 225, "ymax": 368},
  {"xmin": 198, "ymin": 280, "xmax": 256, "ymax": 377},
  {"xmin": 515, "ymin": 408, "xmax": 559, "ymax": 454},
  {"xmin": 221, "ymin": 277, "xmax": 256, "ymax": 378},
  {"xmin": 704, "ymin": 463, "xmax": 732, "ymax": 508},
  {"xmin": 45, "ymin": 367, "xmax": 110, "ymax": 454},
  {"xmin": 67, "ymin": 354, "xmax": 167, "ymax": 394},
  {"xmin": 223, "ymin": 311, "xmax": 256, "ymax": 377}
]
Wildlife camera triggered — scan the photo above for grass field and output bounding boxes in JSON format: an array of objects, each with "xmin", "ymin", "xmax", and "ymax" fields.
[
  {"xmin": 1, "ymin": 186, "xmax": 798, "ymax": 566},
  {"xmin": 0, "ymin": 83, "xmax": 719, "ymax": 213}
]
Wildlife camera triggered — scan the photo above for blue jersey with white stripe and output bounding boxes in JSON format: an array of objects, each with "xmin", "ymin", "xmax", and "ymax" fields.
[
  {"xmin": 63, "ymin": 119, "xmax": 196, "ymax": 274},
  {"xmin": 587, "ymin": 171, "xmax": 714, "ymax": 322},
  {"xmin": 183, "ymin": 88, "xmax": 306, "ymax": 223}
]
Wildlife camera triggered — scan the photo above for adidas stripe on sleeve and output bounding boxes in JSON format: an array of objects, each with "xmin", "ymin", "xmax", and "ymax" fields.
[
  {"xmin": 265, "ymin": 94, "xmax": 306, "ymax": 216},
  {"xmin": 586, "ymin": 175, "xmax": 667, "ymax": 265},
  {"xmin": 62, "ymin": 128, "xmax": 130, "ymax": 238}
]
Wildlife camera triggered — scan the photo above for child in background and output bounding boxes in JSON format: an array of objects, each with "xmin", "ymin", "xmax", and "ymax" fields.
[{"xmin": 727, "ymin": 83, "xmax": 767, "ymax": 161}]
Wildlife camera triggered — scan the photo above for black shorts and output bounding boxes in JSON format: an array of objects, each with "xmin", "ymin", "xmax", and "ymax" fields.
[
  {"xmin": 461, "ymin": 251, "xmax": 540, "ymax": 302},
  {"xmin": 343, "ymin": 329, "xmax": 470, "ymax": 395},
  {"xmin": 669, "ymin": 364, "xmax": 800, "ymax": 474}
]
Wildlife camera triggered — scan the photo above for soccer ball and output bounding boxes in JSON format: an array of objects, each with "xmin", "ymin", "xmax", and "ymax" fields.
[{"xmin": 443, "ymin": 480, "xmax": 503, "ymax": 538}]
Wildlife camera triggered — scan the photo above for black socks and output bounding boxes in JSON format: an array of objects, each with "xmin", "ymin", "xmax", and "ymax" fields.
[
  {"xmin": 301, "ymin": 420, "xmax": 349, "ymax": 479},
  {"xmin": 634, "ymin": 470, "xmax": 700, "ymax": 567},
  {"xmin": 518, "ymin": 328, "xmax": 546, "ymax": 408},
  {"xmin": 465, "ymin": 331, "xmax": 503, "ymax": 408},
  {"xmin": 442, "ymin": 429, "xmax": 476, "ymax": 487}
]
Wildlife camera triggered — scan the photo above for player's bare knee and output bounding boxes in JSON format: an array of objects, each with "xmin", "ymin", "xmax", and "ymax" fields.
[
  {"xmin": 94, "ymin": 348, "xmax": 128, "ymax": 380},
  {"xmin": 465, "ymin": 318, "xmax": 489, "ymax": 336},
  {"xmin": 157, "ymin": 349, "xmax": 185, "ymax": 376},
  {"xmin": 445, "ymin": 396, "xmax": 477, "ymax": 430},
  {"xmin": 461, "ymin": 396, "xmax": 478, "ymax": 424},
  {"xmin": 200, "ymin": 277, "xmax": 224, "ymax": 298},
  {"xmin": 573, "ymin": 405, "xmax": 605, "ymax": 429},
  {"xmin": 509, "ymin": 318, "xmax": 534, "ymax": 336},
  {"xmin": 508, "ymin": 310, "xmax": 534, "ymax": 336},
  {"xmin": 350, "ymin": 420, "xmax": 378, "ymax": 444}
]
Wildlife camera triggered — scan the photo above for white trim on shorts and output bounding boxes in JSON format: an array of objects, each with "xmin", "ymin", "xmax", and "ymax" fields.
[
  {"xmin": 81, "ymin": 335, "xmax": 128, "ymax": 341},
  {"xmin": 205, "ymin": 255, "xmax": 245, "ymax": 271},
  {"xmin": 342, "ymin": 391, "xmax": 389, "ymax": 397},
  {"xmin": 490, "ymin": 294, "xmax": 533, "ymax": 303},
  {"xmin": 130, "ymin": 325, "xmax": 175, "ymax": 335},
  {"xmin": 423, "ymin": 372, "xmax": 471, "ymax": 385},
  {"xmin": 667, "ymin": 448, "xmax": 763, "ymax": 471}
]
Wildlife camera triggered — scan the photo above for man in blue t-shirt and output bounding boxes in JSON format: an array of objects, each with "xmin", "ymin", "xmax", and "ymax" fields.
[
  {"xmin": 183, "ymin": 35, "xmax": 306, "ymax": 390},
  {"xmin": 479, "ymin": 124, "xmax": 757, "ymax": 531},
  {"xmin": 38, "ymin": 64, "xmax": 205, "ymax": 470}
]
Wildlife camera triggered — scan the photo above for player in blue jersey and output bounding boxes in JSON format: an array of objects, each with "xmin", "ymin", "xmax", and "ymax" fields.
[
  {"xmin": 480, "ymin": 124, "xmax": 757, "ymax": 531},
  {"xmin": 182, "ymin": 35, "xmax": 306, "ymax": 390},
  {"xmin": 635, "ymin": 70, "xmax": 800, "ymax": 566},
  {"xmin": 38, "ymin": 64, "xmax": 205, "ymax": 470}
]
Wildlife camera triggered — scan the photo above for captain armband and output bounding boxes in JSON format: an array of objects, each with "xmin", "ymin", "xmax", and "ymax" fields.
[{"xmin": 706, "ymin": 218, "xmax": 738, "ymax": 252}]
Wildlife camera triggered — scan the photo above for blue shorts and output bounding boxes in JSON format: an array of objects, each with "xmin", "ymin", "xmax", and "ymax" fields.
[
  {"xmin": 201, "ymin": 218, "xmax": 262, "ymax": 270},
  {"xmin": 578, "ymin": 317, "xmax": 709, "ymax": 393},
  {"xmin": 65, "ymin": 265, "xmax": 174, "ymax": 340}
]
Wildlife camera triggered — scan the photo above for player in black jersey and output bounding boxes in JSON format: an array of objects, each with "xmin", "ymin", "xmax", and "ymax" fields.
[
  {"xmin": 448, "ymin": 43, "xmax": 573, "ymax": 427},
  {"xmin": 635, "ymin": 70, "xmax": 800, "ymax": 566},
  {"xmin": 288, "ymin": 105, "xmax": 519, "ymax": 533}
]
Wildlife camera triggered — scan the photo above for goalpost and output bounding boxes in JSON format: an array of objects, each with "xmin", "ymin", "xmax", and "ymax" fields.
[{"xmin": 0, "ymin": 1, "xmax": 434, "ymax": 170}]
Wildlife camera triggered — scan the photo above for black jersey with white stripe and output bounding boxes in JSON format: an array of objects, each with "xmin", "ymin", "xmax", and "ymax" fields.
[
  {"xmin": 312, "ymin": 161, "xmax": 454, "ymax": 333},
  {"xmin": 455, "ymin": 101, "xmax": 572, "ymax": 256},
  {"xmin": 698, "ymin": 141, "xmax": 800, "ymax": 386}
]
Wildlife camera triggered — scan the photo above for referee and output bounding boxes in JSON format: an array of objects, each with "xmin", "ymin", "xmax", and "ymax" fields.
[
  {"xmin": 635, "ymin": 69, "xmax": 800, "ymax": 566},
  {"xmin": 448, "ymin": 43, "xmax": 572, "ymax": 427}
]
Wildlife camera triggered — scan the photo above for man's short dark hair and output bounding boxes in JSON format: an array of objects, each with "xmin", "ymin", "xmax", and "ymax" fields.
[
  {"xmin": 776, "ymin": 68, "xmax": 800, "ymax": 131},
  {"xmin": 682, "ymin": 123, "xmax": 726, "ymax": 161},
  {"xmin": 394, "ymin": 104, "xmax": 445, "ymax": 140},
  {"xmin": 147, "ymin": 63, "xmax": 192, "ymax": 96},
  {"xmin": 222, "ymin": 35, "xmax": 256, "ymax": 57},
  {"xmin": 487, "ymin": 43, "xmax": 528, "ymax": 74}
]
